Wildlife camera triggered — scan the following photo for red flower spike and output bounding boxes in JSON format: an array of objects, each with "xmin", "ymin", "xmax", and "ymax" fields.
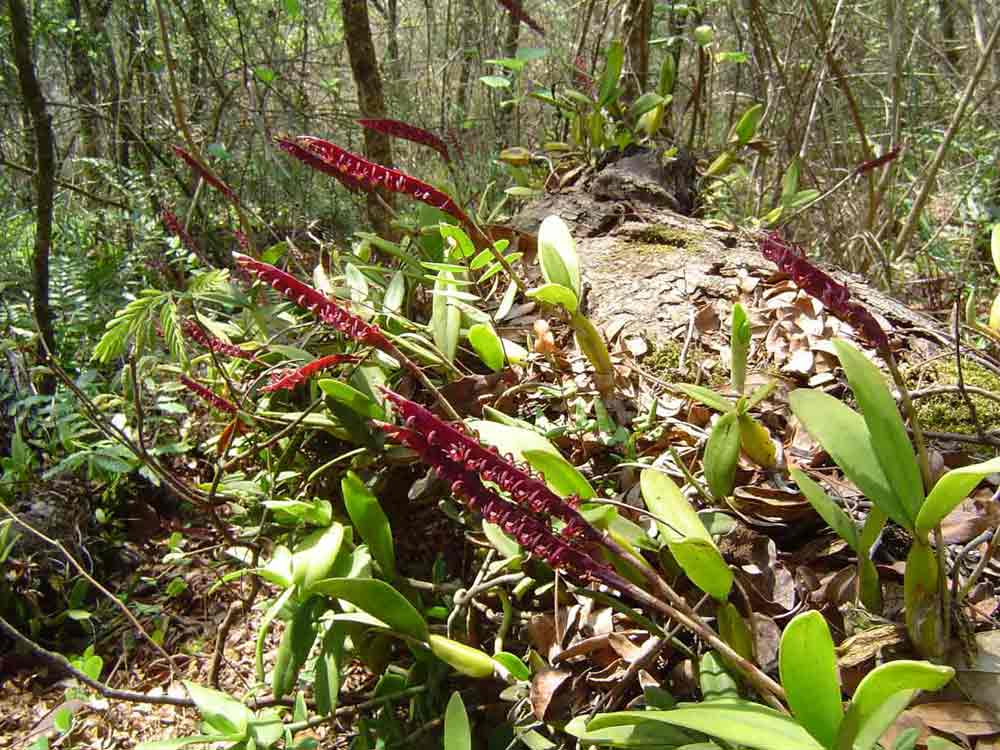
[
  {"xmin": 761, "ymin": 232, "xmax": 889, "ymax": 350},
  {"xmin": 855, "ymin": 146, "xmax": 901, "ymax": 175},
  {"xmin": 374, "ymin": 421, "xmax": 613, "ymax": 583},
  {"xmin": 356, "ymin": 119, "xmax": 451, "ymax": 163},
  {"xmin": 378, "ymin": 388, "xmax": 601, "ymax": 545},
  {"xmin": 179, "ymin": 375, "xmax": 239, "ymax": 415},
  {"xmin": 182, "ymin": 319, "xmax": 257, "ymax": 360},
  {"xmin": 262, "ymin": 354, "xmax": 359, "ymax": 393},
  {"xmin": 171, "ymin": 146, "xmax": 240, "ymax": 206},
  {"xmin": 287, "ymin": 136, "xmax": 471, "ymax": 226},
  {"xmin": 273, "ymin": 137, "xmax": 367, "ymax": 193},
  {"xmin": 496, "ymin": 0, "xmax": 546, "ymax": 36},
  {"xmin": 233, "ymin": 253, "xmax": 391, "ymax": 350}
]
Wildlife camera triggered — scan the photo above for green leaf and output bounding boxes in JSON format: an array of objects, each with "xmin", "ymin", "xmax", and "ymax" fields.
[
  {"xmin": 291, "ymin": 523, "xmax": 346, "ymax": 593},
  {"xmin": 431, "ymin": 269, "xmax": 462, "ymax": 363},
  {"xmin": 480, "ymin": 75, "xmax": 511, "ymax": 88},
  {"xmin": 309, "ymin": 578, "xmax": 428, "ymax": 641},
  {"xmin": 699, "ymin": 650, "xmax": 740, "ymax": 701},
  {"xmin": 383, "ymin": 271, "xmax": 405, "ymax": 315},
  {"xmin": 315, "ymin": 623, "xmax": 346, "ymax": 716},
  {"xmin": 730, "ymin": 303, "xmax": 750, "ymax": 394},
  {"xmin": 183, "ymin": 681, "xmax": 252, "ymax": 738},
  {"xmin": 640, "ymin": 470, "xmax": 731, "ymax": 600},
  {"xmin": 526, "ymin": 282, "xmax": 578, "ymax": 313},
  {"xmin": 833, "ymin": 340, "xmax": 923, "ymax": 528},
  {"xmin": 255, "ymin": 66, "xmax": 276, "ymax": 83},
  {"xmin": 537, "ymin": 215, "xmax": 582, "ymax": 299},
  {"xmin": 564, "ymin": 715, "xmax": 696, "ymax": 747},
  {"xmin": 468, "ymin": 323, "xmax": 506, "ymax": 371},
  {"xmin": 836, "ymin": 660, "xmax": 954, "ymax": 750},
  {"xmin": 915, "ymin": 456, "xmax": 1000, "ymax": 538},
  {"xmin": 628, "ymin": 92, "xmax": 664, "ymax": 121},
  {"xmin": 482, "ymin": 521, "xmax": 522, "ymax": 558},
  {"xmin": 522, "ymin": 448, "xmax": 596, "ymax": 500},
  {"xmin": 469, "ymin": 420, "xmax": 561, "ymax": 471},
  {"xmin": 788, "ymin": 389, "xmax": 907, "ymax": 528},
  {"xmin": 272, "ymin": 597, "xmax": 321, "ymax": 698},
  {"xmin": 781, "ymin": 158, "xmax": 801, "ymax": 204},
  {"xmin": 493, "ymin": 652, "xmax": 531, "ymax": 681},
  {"xmin": 429, "ymin": 635, "xmax": 495, "ymax": 677},
  {"xmin": 779, "ymin": 611, "xmax": 844, "ymax": 748},
  {"xmin": 738, "ymin": 414, "xmax": 776, "ymax": 469},
  {"xmin": 444, "ymin": 692, "xmax": 471, "ymax": 750},
  {"xmin": 53, "ymin": 706, "xmax": 73, "ymax": 734},
  {"xmin": 250, "ymin": 708, "xmax": 283, "ymax": 749},
  {"xmin": 791, "ymin": 468, "xmax": 860, "ymax": 551},
  {"xmin": 342, "ymin": 472, "xmax": 395, "ymax": 580},
  {"xmin": 704, "ymin": 412, "xmax": 740, "ymax": 499},
  {"xmin": 598, "ymin": 40, "xmax": 624, "ymax": 107},
  {"xmin": 318, "ymin": 380, "xmax": 385, "ymax": 419},
  {"xmin": 587, "ymin": 702, "xmax": 825, "ymax": 750},
  {"xmin": 717, "ymin": 603, "xmax": 753, "ymax": 662},
  {"xmin": 674, "ymin": 383, "xmax": 735, "ymax": 413},
  {"xmin": 729, "ymin": 104, "xmax": 764, "ymax": 148}
]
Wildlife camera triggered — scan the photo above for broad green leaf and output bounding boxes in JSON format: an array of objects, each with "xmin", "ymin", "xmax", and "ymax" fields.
[
  {"xmin": 580, "ymin": 505, "xmax": 659, "ymax": 552},
  {"xmin": 480, "ymin": 75, "xmax": 511, "ymax": 88},
  {"xmin": 527, "ymin": 282, "xmax": 579, "ymax": 313},
  {"xmin": 469, "ymin": 420, "xmax": 557, "ymax": 466},
  {"xmin": 468, "ymin": 323, "xmax": 506, "ymax": 371},
  {"xmin": 670, "ymin": 539, "xmax": 733, "ymax": 600},
  {"xmin": 431, "ymin": 269, "xmax": 461, "ymax": 363},
  {"xmin": 564, "ymin": 715, "xmax": 696, "ymax": 747},
  {"xmin": 291, "ymin": 523, "xmax": 346, "ymax": 593},
  {"xmin": 738, "ymin": 414, "xmax": 776, "ymax": 469},
  {"xmin": 729, "ymin": 104, "xmax": 764, "ymax": 148},
  {"xmin": 439, "ymin": 224, "xmax": 476, "ymax": 260},
  {"xmin": 788, "ymin": 389, "xmax": 907, "ymax": 527},
  {"xmin": 640, "ymin": 469, "xmax": 732, "ymax": 599},
  {"xmin": 444, "ymin": 692, "xmax": 471, "ymax": 750},
  {"xmin": 779, "ymin": 611, "xmax": 844, "ymax": 748},
  {"xmin": 837, "ymin": 660, "xmax": 954, "ymax": 750},
  {"xmin": 537, "ymin": 216, "xmax": 581, "ymax": 299},
  {"xmin": 183, "ymin": 681, "xmax": 252, "ymax": 738},
  {"xmin": 314, "ymin": 623, "xmax": 346, "ymax": 716},
  {"xmin": 903, "ymin": 541, "xmax": 942, "ymax": 658},
  {"xmin": 791, "ymin": 468, "xmax": 860, "ymax": 551},
  {"xmin": 250, "ymin": 708, "xmax": 284, "ymax": 749},
  {"xmin": 781, "ymin": 158, "xmax": 801, "ymax": 204},
  {"xmin": 704, "ymin": 151, "xmax": 734, "ymax": 178},
  {"xmin": 699, "ymin": 650, "xmax": 740, "ymax": 702},
  {"xmin": 429, "ymin": 635, "xmax": 495, "ymax": 677},
  {"xmin": 522, "ymin": 448, "xmax": 596, "ymax": 500},
  {"xmin": 704, "ymin": 412, "xmax": 740, "ymax": 499},
  {"xmin": 482, "ymin": 521, "xmax": 522, "ymax": 558},
  {"xmin": 716, "ymin": 603, "xmax": 753, "ymax": 662},
  {"xmin": 383, "ymin": 270, "xmax": 405, "ymax": 314},
  {"xmin": 493, "ymin": 652, "xmax": 531, "ymax": 681},
  {"xmin": 598, "ymin": 40, "xmax": 624, "ymax": 107},
  {"xmin": 833, "ymin": 340, "xmax": 923, "ymax": 528},
  {"xmin": 342, "ymin": 472, "xmax": 395, "ymax": 580},
  {"xmin": 628, "ymin": 92, "xmax": 664, "ymax": 121},
  {"xmin": 657, "ymin": 54, "xmax": 676, "ymax": 96},
  {"xmin": 587, "ymin": 702, "xmax": 825, "ymax": 750},
  {"xmin": 309, "ymin": 577, "xmax": 428, "ymax": 642},
  {"xmin": 572, "ymin": 312, "xmax": 615, "ymax": 392},
  {"xmin": 272, "ymin": 597, "xmax": 321, "ymax": 699},
  {"xmin": 674, "ymin": 383, "xmax": 735, "ymax": 413},
  {"xmin": 318, "ymin": 380, "xmax": 385, "ymax": 419},
  {"xmin": 915, "ymin": 456, "xmax": 1000, "ymax": 538},
  {"xmin": 730, "ymin": 303, "xmax": 750, "ymax": 394}
]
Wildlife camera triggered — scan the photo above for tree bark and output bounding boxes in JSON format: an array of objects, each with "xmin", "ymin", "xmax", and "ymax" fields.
[
  {"xmin": 497, "ymin": 8, "xmax": 521, "ymax": 149},
  {"xmin": 937, "ymin": 0, "xmax": 961, "ymax": 71},
  {"xmin": 621, "ymin": 0, "xmax": 653, "ymax": 100},
  {"xmin": 8, "ymin": 0, "xmax": 57, "ymax": 395},
  {"xmin": 66, "ymin": 0, "xmax": 101, "ymax": 185},
  {"xmin": 341, "ymin": 0, "xmax": 394, "ymax": 237}
]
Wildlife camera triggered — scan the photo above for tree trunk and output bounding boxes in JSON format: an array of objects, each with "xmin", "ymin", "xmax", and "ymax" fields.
[
  {"xmin": 621, "ymin": 0, "xmax": 653, "ymax": 100},
  {"xmin": 66, "ymin": 0, "xmax": 101, "ymax": 183},
  {"xmin": 938, "ymin": 0, "xmax": 961, "ymax": 71},
  {"xmin": 497, "ymin": 9, "xmax": 521, "ymax": 149},
  {"xmin": 341, "ymin": 0, "xmax": 395, "ymax": 237},
  {"xmin": 971, "ymin": 0, "xmax": 1000, "ymax": 82},
  {"xmin": 8, "ymin": 0, "xmax": 57, "ymax": 395},
  {"xmin": 455, "ymin": 0, "xmax": 478, "ymax": 115}
]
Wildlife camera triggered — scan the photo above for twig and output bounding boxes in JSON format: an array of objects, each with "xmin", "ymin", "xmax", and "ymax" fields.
[
  {"xmin": 209, "ymin": 600, "xmax": 243, "ymax": 688},
  {"xmin": 952, "ymin": 528, "xmax": 993, "ymax": 604},
  {"xmin": 907, "ymin": 384, "xmax": 1000, "ymax": 406},
  {"xmin": 0, "ymin": 613, "xmax": 188, "ymax": 705}
]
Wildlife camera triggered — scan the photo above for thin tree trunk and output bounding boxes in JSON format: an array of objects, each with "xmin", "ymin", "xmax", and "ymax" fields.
[
  {"xmin": 938, "ymin": 0, "xmax": 961, "ymax": 72},
  {"xmin": 341, "ymin": 0, "xmax": 395, "ymax": 237},
  {"xmin": 621, "ymin": 0, "xmax": 653, "ymax": 100},
  {"xmin": 497, "ymin": 9, "xmax": 521, "ymax": 149},
  {"xmin": 67, "ymin": 0, "xmax": 101, "ymax": 183},
  {"xmin": 8, "ymin": 0, "xmax": 57, "ymax": 395}
]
